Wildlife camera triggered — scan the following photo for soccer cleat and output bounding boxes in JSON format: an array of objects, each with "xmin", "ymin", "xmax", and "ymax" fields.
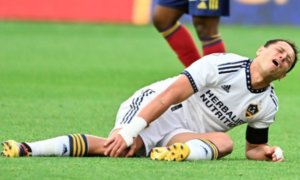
[
  {"xmin": 150, "ymin": 143, "xmax": 190, "ymax": 162},
  {"xmin": 1, "ymin": 140, "xmax": 29, "ymax": 158}
]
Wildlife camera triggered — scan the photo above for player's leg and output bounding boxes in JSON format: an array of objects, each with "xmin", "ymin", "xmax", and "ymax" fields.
[
  {"xmin": 1, "ymin": 134, "xmax": 90, "ymax": 157},
  {"xmin": 151, "ymin": 131, "xmax": 233, "ymax": 161},
  {"xmin": 192, "ymin": 16, "xmax": 226, "ymax": 56},
  {"xmin": 1, "ymin": 88, "xmax": 156, "ymax": 158},
  {"xmin": 189, "ymin": 0, "xmax": 229, "ymax": 56},
  {"xmin": 167, "ymin": 132, "xmax": 233, "ymax": 158},
  {"xmin": 153, "ymin": 2, "xmax": 201, "ymax": 67},
  {"xmin": 1, "ymin": 132, "xmax": 145, "ymax": 158},
  {"xmin": 2, "ymin": 134, "xmax": 99, "ymax": 157}
]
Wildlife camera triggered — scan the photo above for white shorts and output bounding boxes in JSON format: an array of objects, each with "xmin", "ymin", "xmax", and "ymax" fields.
[{"xmin": 110, "ymin": 87, "xmax": 195, "ymax": 156}]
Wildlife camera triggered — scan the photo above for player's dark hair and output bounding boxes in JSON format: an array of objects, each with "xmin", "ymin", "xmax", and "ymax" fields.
[{"xmin": 264, "ymin": 39, "xmax": 299, "ymax": 73}]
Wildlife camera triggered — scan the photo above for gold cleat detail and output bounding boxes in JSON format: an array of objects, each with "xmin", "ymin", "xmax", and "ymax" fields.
[
  {"xmin": 150, "ymin": 143, "xmax": 190, "ymax": 162},
  {"xmin": 1, "ymin": 140, "xmax": 27, "ymax": 158}
]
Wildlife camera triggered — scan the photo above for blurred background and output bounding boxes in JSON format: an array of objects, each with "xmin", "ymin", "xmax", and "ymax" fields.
[
  {"xmin": 0, "ymin": 0, "xmax": 299, "ymax": 26},
  {"xmin": 1, "ymin": 1, "xmax": 300, "ymax": 179}
]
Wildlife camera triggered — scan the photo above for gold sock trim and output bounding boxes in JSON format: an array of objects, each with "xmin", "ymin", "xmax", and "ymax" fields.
[
  {"xmin": 201, "ymin": 34, "xmax": 222, "ymax": 46},
  {"xmin": 74, "ymin": 134, "xmax": 82, "ymax": 157},
  {"xmin": 68, "ymin": 134, "xmax": 88, "ymax": 157},
  {"xmin": 199, "ymin": 138, "xmax": 219, "ymax": 160},
  {"xmin": 160, "ymin": 21, "xmax": 181, "ymax": 38},
  {"xmin": 77, "ymin": 134, "xmax": 86, "ymax": 157}
]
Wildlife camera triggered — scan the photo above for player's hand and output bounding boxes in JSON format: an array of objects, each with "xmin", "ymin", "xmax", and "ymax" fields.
[
  {"xmin": 125, "ymin": 138, "xmax": 137, "ymax": 157},
  {"xmin": 264, "ymin": 146, "xmax": 284, "ymax": 162},
  {"xmin": 104, "ymin": 134, "xmax": 129, "ymax": 157}
]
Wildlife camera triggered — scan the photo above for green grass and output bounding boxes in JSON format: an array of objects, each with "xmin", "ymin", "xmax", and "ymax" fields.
[{"xmin": 1, "ymin": 21, "xmax": 300, "ymax": 180}]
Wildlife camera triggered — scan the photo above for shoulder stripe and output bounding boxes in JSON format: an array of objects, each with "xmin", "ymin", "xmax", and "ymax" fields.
[
  {"xmin": 270, "ymin": 88, "xmax": 276, "ymax": 95},
  {"xmin": 269, "ymin": 85, "xmax": 278, "ymax": 107},
  {"xmin": 270, "ymin": 95, "xmax": 278, "ymax": 107},
  {"xmin": 270, "ymin": 94, "xmax": 278, "ymax": 106},
  {"xmin": 218, "ymin": 65, "xmax": 244, "ymax": 70},
  {"xmin": 218, "ymin": 60, "xmax": 248, "ymax": 74},
  {"xmin": 219, "ymin": 70, "xmax": 239, "ymax": 74},
  {"xmin": 218, "ymin": 60, "xmax": 249, "ymax": 66}
]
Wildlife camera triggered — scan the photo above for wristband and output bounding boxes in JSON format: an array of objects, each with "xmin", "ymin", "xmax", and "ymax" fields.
[{"xmin": 118, "ymin": 117, "xmax": 148, "ymax": 147}]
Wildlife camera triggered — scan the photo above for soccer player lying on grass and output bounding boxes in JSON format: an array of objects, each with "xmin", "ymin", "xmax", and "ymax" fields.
[{"xmin": 2, "ymin": 39, "xmax": 298, "ymax": 162}]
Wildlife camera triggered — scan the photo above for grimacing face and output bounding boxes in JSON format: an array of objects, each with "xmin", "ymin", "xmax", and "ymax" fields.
[{"xmin": 256, "ymin": 41, "xmax": 295, "ymax": 80}]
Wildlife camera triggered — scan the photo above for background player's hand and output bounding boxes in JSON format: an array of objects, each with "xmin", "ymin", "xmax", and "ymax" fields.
[
  {"xmin": 264, "ymin": 146, "xmax": 284, "ymax": 162},
  {"xmin": 104, "ymin": 134, "xmax": 129, "ymax": 157}
]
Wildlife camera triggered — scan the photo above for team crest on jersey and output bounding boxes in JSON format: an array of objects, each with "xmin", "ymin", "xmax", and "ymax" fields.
[{"xmin": 245, "ymin": 104, "xmax": 260, "ymax": 118}]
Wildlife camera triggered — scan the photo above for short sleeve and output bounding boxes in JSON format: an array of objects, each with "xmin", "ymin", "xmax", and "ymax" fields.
[
  {"xmin": 248, "ymin": 112, "xmax": 276, "ymax": 129},
  {"xmin": 181, "ymin": 55, "xmax": 219, "ymax": 93}
]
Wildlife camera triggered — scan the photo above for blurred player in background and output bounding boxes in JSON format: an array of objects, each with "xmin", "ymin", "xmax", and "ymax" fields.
[
  {"xmin": 152, "ymin": 0, "xmax": 229, "ymax": 67},
  {"xmin": 1, "ymin": 39, "xmax": 298, "ymax": 163}
]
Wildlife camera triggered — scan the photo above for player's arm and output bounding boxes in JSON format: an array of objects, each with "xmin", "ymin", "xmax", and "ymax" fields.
[
  {"xmin": 104, "ymin": 74, "xmax": 195, "ymax": 156},
  {"xmin": 245, "ymin": 125, "xmax": 284, "ymax": 162},
  {"xmin": 138, "ymin": 74, "xmax": 194, "ymax": 124}
]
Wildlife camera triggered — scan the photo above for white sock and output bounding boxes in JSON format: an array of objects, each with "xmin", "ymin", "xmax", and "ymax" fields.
[
  {"xmin": 25, "ymin": 136, "xmax": 71, "ymax": 156},
  {"xmin": 24, "ymin": 134, "xmax": 88, "ymax": 157},
  {"xmin": 185, "ymin": 139, "xmax": 219, "ymax": 161}
]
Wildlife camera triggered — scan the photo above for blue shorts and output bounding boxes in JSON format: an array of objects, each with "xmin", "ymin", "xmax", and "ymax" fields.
[{"xmin": 157, "ymin": 0, "xmax": 229, "ymax": 16}]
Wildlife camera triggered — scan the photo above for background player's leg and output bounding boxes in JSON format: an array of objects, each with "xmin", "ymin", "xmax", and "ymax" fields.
[
  {"xmin": 192, "ymin": 16, "xmax": 226, "ymax": 56},
  {"xmin": 153, "ymin": 5, "xmax": 201, "ymax": 67}
]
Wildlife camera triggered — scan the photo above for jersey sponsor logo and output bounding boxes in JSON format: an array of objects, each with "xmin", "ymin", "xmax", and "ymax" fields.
[
  {"xmin": 197, "ymin": 0, "xmax": 219, "ymax": 10},
  {"xmin": 221, "ymin": 85, "xmax": 231, "ymax": 93},
  {"xmin": 199, "ymin": 90, "xmax": 245, "ymax": 128},
  {"xmin": 62, "ymin": 144, "xmax": 68, "ymax": 155},
  {"xmin": 245, "ymin": 104, "xmax": 259, "ymax": 118}
]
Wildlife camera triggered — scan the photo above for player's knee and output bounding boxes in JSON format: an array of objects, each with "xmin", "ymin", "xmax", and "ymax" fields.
[
  {"xmin": 217, "ymin": 133, "xmax": 233, "ymax": 157},
  {"xmin": 193, "ymin": 19, "xmax": 219, "ymax": 38},
  {"xmin": 152, "ymin": 13, "xmax": 172, "ymax": 30},
  {"xmin": 208, "ymin": 132, "xmax": 233, "ymax": 158},
  {"xmin": 194, "ymin": 23, "xmax": 217, "ymax": 38},
  {"xmin": 193, "ymin": 22, "xmax": 204, "ymax": 35},
  {"xmin": 152, "ymin": 7, "xmax": 183, "ymax": 30}
]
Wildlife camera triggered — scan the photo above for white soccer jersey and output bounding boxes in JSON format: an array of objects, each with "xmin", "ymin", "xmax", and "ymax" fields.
[{"xmin": 148, "ymin": 53, "xmax": 279, "ymax": 133}]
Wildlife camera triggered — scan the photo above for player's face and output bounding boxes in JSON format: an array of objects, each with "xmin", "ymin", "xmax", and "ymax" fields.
[{"xmin": 256, "ymin": 41, "xmax": 295, "ymax": 80}]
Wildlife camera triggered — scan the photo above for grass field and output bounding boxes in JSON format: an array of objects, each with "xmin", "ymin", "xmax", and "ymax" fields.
[{"xmin": 1, "ymin": 21, "xmax": 300, "ymax": 180}]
